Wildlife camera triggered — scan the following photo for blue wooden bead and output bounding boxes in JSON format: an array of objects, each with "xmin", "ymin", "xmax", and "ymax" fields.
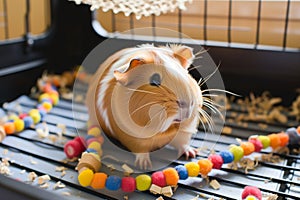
[
  {"xmin": 105, "ymin": 175, "xmax": 121, "ymax": 191},
  {"xmin": 23, "ymin": 116, "xmax": 34, "ymax": 128},
  {"xmin": 85, "ymin": 135, "xmax": 95, "ymax": 141},
  {"xmin": 219, "ymin": 150, "xmax": 234, "ymax": 164},
  {"xmin": 175, "ymin": 165, "xmax": 188, "ymax": 180},
  {"xmin": 85, "ymin": 148, "xmax": 98, "ymax": 154}
]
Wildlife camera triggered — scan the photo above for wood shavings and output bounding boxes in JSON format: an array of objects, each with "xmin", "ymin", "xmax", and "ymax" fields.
[
  {"xmin": 258, "ymin": 123, "xmax": 268, "ymax": 130},
  {"xmin": 60, "ymin": 170, "xmax": 66, "ymax": 177},
  {"xmin": 0, "ymin": 159, "xmax": 11, "ymax": 176},
  {"xmin": 62, "ymin": 192, "xmax": 71, "ymax": 196},
  {"xmin": 156, "ymin": 196, "xmax": 164, "ymax": 200},
  {"xmin": 263, "ymin": 193, "xmax": 278, "ymax": 200},
  {"xmin": 123, "ymin": 195, "xmax": 129, "ymax": 200},
  {"xmin": 36, "ymin": 124, "xmax": 49, "ymax": 138},
  {"xmin": 161, "ymin": 186, "xmax": 173, "ymax": 197},
  {"xmin": 150, "ymin": 184, "xmax": 162, "ymax": 195},
  {"xmin": 190, "ymin": 195, "xmax": 199, "ymax": 200},
  {"xmin": 122, "ymin": 164, "xmax": 134, "ymax": 176},
  {"xmin": 209, "ymin": 179, "xmax": 220, "ymax": 190},
  {"xmin": 20, "ymin": 169, "xmax": 26, "ymax": 174},
  {"xmin": 28, "ymin": 172, "xmax": 37, "ymax": 182},
  {"xmin": 222, "ymin": 126, "xmax": 232, "ymax": 135},
  {"xmin": 40, "ymin": 182, "xmax": 50, "ymax": 189},
  {"xmin": 107, "ymin": 164, "xmax": 116, "ymax": 171},
  {"xmin": 38, "ymin": 175, "xmax": 51, "ymax": 185},
  {"xmin": 30, "ymin": 158, "xmax": 38, "ymax": 165},
  {"xmin": 239, "ymin": 158, "xmax": 258, "ymax": 173},
  {"xmin": 48, "ymin": 135, "xmax": 58, "ymax": 143},
  {"xmin": 56, "ymin": 166, "xmax": 67, "ymax": 172},
  {"xmin": 261, "ymin": 154, "xmax": 281, "ymax": 163},
  {"xmin": 53, "ymin": 181, "xmax": 66, "ymax": 189}
]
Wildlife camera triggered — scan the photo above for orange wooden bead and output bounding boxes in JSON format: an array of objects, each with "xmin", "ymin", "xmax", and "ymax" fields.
[
  {"xmin": 90, "ymin": 172, "xmax": 107, "ymax": 189},
  {"xmin": 268, "ymin": 134, "xmax": 281, "ymax": 149},
  {"xmin": 198, "ymin": 159, "xmax": 213, "ymax": 176},
  {"xmin": 297, "ymin": 126, "xmax": 300, "ymax": 134},
  {"xmin": 4, "ymin": 122, "xmax": 15, "ymax": 134},
  {"xmin": 240, "ymin": 142, "xmax": 255, "ymax": 156},
  {"xmin": 163, "ymin": 167, "xmax": 179, "ymax": 186},
  {"xmin": 277, "ymin": 132, "xmax": 289, "ymax": 147}
]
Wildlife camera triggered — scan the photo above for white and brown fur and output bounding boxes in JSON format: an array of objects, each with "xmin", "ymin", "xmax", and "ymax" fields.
[{"xmin": 86, "ymin": 44, "xmax": 204, "ymax": 169}]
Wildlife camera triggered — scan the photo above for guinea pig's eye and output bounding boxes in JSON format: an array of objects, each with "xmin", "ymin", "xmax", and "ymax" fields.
[{"xmin": 149, "ymin": 73, "xmax": 161, "ymax": 86}]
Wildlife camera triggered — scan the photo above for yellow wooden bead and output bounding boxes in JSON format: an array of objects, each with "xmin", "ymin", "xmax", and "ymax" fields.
[
  {"xmin": 14, "ymin": 119, "xmax": 25, "ymax": 132},
  {"xmin": 78, "ymin": 168, "xmax": 94, "ymax": 187}
]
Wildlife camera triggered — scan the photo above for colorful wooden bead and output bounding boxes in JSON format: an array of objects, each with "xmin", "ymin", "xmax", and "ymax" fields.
[
  {"xmin": 87, "ymin": 141, "xmax": 102, "ymax": 156},
  {"xmin": 29, "ymin": 109, "xmax": 41, "ymax": 124},
  {"xmin": 19, "ymin": 113, "xmax": 28, "ymax": 119},
  {"xmin": 64, "ymin": 140, "xmax": 82, "ymax": 158},
  {"xmin": 163, "ymin": 168, "xmax": 179, "ymax": 186},
  {"xmin": 38, "ymin": 93, "xmax": 50, "ymax": 102},
  {"xmin": 8, "ymin": 114, "xmax": 19, "ymax": 121},
  {"xmin": 268, "ymin": 134, "xmax": 281, "ymax": 149},
  {"xmin": 4, "ymin": 122, "xmax": 15, "ymax": 134},
  {"xmin": 219, "ymin": 151, "xmax": 234, "ymax": 164},
  {"xmin": 240, "ymin": 142, "xmax": 255, "ymax": 156},
  {"xmin": 257, "ymin": 135, "xmax": 270, "ymax": 149},
  {"xmin": 208, "ymin": 154, "xmax": 223, "ymax": 169},
  {"xmin": 277, "ymin": 132, "xmax": 289, "ymax": 147},
  {"xmin": 38, "ymin": 108, "xmax": 47, "ymax": 119},
  {"xmin": 151, "ymin": 171, "xmax": 166, "ymax": 187},
  {"xmin": 241, "ymin": 186, "xmax": 262, "ymax": 200},
  {"xmin": 42, "ymin": 101, "xmax": 53, "ymax": 112},
  {"xmin": 88, "ymin": 127, "xmax": 101, "ymax": 137},
  {"xmin": 184, "ymin": 162, "xmax": 199, "ymax": 177},
  {"xmin": 23, "ymin": 116, "xmax": 34, "ymax": 128},
  {"xmin": 77, "ymin": 153, "xmax": 101, "ymax": 172},
  {"xmin": 78, "ymin": 168, "xmax": 94, "ymax": 187},
  {"xmin": 175, "ymin": 165, "xmax": 188, "ymax": 180},
  {"xmin": 198, "ymin": 159, "xmax": 213, "ymax": 176},
  {"xmin": 248, "ymin": 138, "xmax": 263, "ymax": 152},
  {"xmin": 74, "ymin": 136, "xmax": 86, "ymax": 152},
  {"xmin": 14, "ymin": 119, "xmax": 25, "ymax": 132},
  {"xmin": 90, "ymin": 172, "xmax": 107, "ymax": 189},
  {"xmin": 229, "ymin": 145, "xmax": 244, "ymax": 162},
  {"xmin": 49, "ymin": 92, "xmax": 59, "ymax": 105},
  {"xmin": 121, "ymin": 177, "xmax": 136, "ymax": 192},
  {"xmin": 245, "ymin": 196, "xmax": 259, "ymax": 200},
  {"xmin": 136, "ymin": 174, "xmax": 152, "ymax": 191},
  {"xmin": 105, "ymin": 175, "xmax": 121, "ymax": 191}
]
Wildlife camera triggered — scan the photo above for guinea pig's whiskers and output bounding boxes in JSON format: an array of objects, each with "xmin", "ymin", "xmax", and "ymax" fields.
[
  {"xmin": 202, "ymin": 94, "xmax": 219, "ymax": 98},
  {"xmin": 130, "ymin": 101, "xmax": 160, "ymax": 116},
  {"xmin": 203, "ymin": 97, "xmax": 224, "ymax": 108},
  {"xmin": 198, "ymin": 65, "xmax": 220, "ymax": 87},
  {"xmin": 188, "ymin": 65, "xmax": 202, "ymax": 72},
  {"xmin": 202, "ymin": 101, "xmax": 225, "ymax": 122},
  {"xmin": 198, "ymin": 109, "xmax": 214, "ymax": 134},
  {"xmin": 202, "ymin": 88, "xmax": 240, "ymax": 97},
  {"xmin": 126, "ymin": 87, "xmax": 158, "ymax": 95},
  {"xmin": 194, "ymin": 48, "xmax": 207, "ymax": 57}
]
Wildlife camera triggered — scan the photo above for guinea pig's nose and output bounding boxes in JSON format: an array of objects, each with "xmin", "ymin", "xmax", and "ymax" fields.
[{"xmin": 176, "ymin": 100, "xmax": 188, "ymax": 108}]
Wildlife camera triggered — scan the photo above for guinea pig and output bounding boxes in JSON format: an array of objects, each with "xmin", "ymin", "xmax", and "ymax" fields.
[{"xmin": 86, "ymin": 44, "xmax": 203, "ymax": 169}]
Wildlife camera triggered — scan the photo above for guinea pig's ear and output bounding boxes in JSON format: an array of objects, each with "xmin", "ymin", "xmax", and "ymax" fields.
[
  {"xmin": 114, "ymin": 58, "xmax": 145, "ymax": 85},
  {"xmin": 171, "ymin": 45, "xmax": 194, "ymax": 69}
]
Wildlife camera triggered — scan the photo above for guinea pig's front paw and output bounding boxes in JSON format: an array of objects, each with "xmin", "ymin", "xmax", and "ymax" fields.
[
  {"xmin": 179, "ymin": 145, "xmax": 198, "ymax": 160},
  {"xmin": 134, "ymin": 153, "xmax": 152, "ymax": 170}
]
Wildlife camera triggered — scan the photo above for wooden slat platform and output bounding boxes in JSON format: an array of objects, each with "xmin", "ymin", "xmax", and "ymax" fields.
[{"xmin": 0, "ymin": 94, "xmax": 299, "ymax": 200}]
